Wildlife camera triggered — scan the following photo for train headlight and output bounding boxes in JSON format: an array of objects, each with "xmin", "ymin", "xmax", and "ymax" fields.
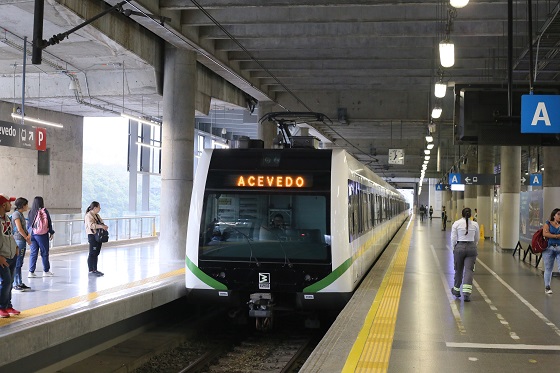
[
  {"xmin": 219, "ymin": 272, "xmax": 226, "ymax": 278},
  {"xmin": 304, "ymin": 274, "xmax": 312, "ymax": 282}
]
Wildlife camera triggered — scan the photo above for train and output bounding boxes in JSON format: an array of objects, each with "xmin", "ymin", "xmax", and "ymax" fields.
[{"xmin": 185, "ymin": 145, "xmax": 409, "ymax": 330}]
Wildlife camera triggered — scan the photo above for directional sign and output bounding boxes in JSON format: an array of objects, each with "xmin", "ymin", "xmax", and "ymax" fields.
[
  {"xmin": 521, "ymin": 95, "xmax": 560, "ymax": 133},
  {"xmin": 435, "ymin": 184, "xmax": 451, "ymax": 191},
  {"xmin": 449, "ymin": 173, "xmax": 461, "ymax": 184},
  {"xmin": 0, "ymin": 120, "xmax": 46, "ymax": 151},
  {"xmin": 530, "ymin": 174, "xmax": 542, "ymax": 186},
  {"xmin": 462, "ymin": 173, "xmax": 500, "ymax": 185}
]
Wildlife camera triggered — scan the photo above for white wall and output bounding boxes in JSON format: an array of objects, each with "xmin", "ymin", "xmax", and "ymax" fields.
[{"xmin": 0, "ymin": 101, "xmax": 83, "ymax": 214}]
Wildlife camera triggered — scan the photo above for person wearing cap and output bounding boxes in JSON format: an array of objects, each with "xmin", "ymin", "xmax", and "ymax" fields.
[
  {"xmin": 11, "ymin": 197, "xmax": 32, "ymax": 292},
  {"xmin": 0, "ymin": 195, "xmax": 21, "ymax": 318}
]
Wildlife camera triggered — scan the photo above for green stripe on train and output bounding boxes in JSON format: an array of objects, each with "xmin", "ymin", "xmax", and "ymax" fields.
[
  {"xmin": 303, "ymin": 257, "xmax": 353, "ymax": 292},
  {"xmin": 186, "ymin": 256, "xmax": 228, "ymax": 290}
]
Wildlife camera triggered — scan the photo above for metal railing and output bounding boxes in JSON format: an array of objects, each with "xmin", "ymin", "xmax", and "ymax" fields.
[{"xmin": 50, "ymin": 215, "xmax": 159, "ymax": 247}]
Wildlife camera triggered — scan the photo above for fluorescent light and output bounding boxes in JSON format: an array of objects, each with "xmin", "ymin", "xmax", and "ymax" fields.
[
  {"xmin": 450, "ymin": 0, "xmax": 469, "ymax": 8},
  {"xmin": 11, "ymin": 113, "xmax": 63, "ymax": 128},
  {"xmin": 424, "ymin": 149, "xmax": 430, "ymax": 155},
  {"xmin": 425, "ymin": 135, "xmax": 433, "ymax": 143},
  {"xmin": 121, "ymin": 113, "xmax": 161, "ymax": 127},
  {"xmin": 427, "ymin": 143, "xmax": 435, "ymax": 150},
  {"xmin": 435, "ymin": 82, "xmax": 447, "ymax": 98},
  {"xmin": 424, "ymin": 155, "xmax": 430, "ymax": 160},
  {"xmin": 439, "ymin": 41, "xmax": 455, "ymax": 67},
  {"xmin": 431, "ymin": 106, "xmax": 442, "ymax": 119},
  {"xmin": 135, "ymin": 141, "xmax": 161, "ymax": 149}
]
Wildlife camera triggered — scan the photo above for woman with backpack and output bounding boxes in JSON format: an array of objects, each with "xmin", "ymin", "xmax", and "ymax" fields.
[
  {"xmin": 84, "ymin": 201, "xmax": 108, "ymax": 277},
  {"xmin": 542, "ymin": 208, "xmax": 560, "ymax": 294},
  {"xmin": 12, "ymin": 197, "xmax": 32, "ymax": 291},
  {"xmin": 27, "ymin": 196, "xmax": 55, "ymax": 278}
]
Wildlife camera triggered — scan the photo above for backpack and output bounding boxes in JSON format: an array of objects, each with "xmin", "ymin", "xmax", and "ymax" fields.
[
  {"xmin": 8, "ymin": 214, "xmax": 16, "ymax": 235},
  {"xmin": 32, "ymin": 208, "xmax": 49, "ymax": 235},
  {"xmin": 531, "ymin": 225, "xmax": 549, "ymax": 254}
]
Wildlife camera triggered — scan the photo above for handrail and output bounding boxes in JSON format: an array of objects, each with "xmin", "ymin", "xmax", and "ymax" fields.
[{"xmin": 49, "ymin": 215, "xmax": 159, "ymax": 248}]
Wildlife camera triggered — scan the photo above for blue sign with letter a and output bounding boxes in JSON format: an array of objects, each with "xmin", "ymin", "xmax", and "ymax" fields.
[{"xmin": 521, "ymin": 95, "xmax": 560, "ymax": 133}]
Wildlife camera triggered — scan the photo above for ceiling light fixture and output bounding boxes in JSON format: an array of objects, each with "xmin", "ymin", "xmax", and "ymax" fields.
[
  {"xmin": 450, "ymin": 0, "xmax": 469, "ymax": 8},
  {"xmin": 424, "ymin": 149, "xmax": 430, "ymax": 155},
  {"xmin": 439, "ymin": 41, "xmax": 455, "ymax": 67},
  {"xmin": 11, "ymin": 113, "xmax": 63, "ymax": 128},
  {"xmin": 435, "ymin": 81, "xmax": 447, "ymax": 98},
  {"xmin": 427, "ymin": 143, "xmax": 435, "ymax": 150},
  {"xmin": 121, "ymin": 113, "xmax": 161, "ymax": 127},
  {"xmin": 424, "ymin": 155, "xmax": 431, "ymax": 161},
  {"xmin": 431, "ymin": 106, "xmax": 442, "ymax": 119},
  {"xmin": 425, "ymin": 135, "xmax": 434, "ymax": 143}
]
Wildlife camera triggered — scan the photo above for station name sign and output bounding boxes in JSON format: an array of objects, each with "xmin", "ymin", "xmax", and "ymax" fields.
[
  {"xmin": 521, "ymin": 95, "xmax": 560, "ymax": 133},
  {"xmin": 233, "ymin": 174, "xmax": 311, "ymax": 188},
  {"xmin": 0, "ymin": 120, "xmax": 47, "ymax": 151}
]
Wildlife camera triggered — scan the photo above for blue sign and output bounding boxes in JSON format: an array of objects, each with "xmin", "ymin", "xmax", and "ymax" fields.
[
  {"xmin": 448, "ymin": 173, "xmax": 461, "ymax": 184},
  {"xmin": 521, "ymin": 95, "xmax": 560, "ymax": 133},
  {"xmin": 435, "ymin": 184, "xmax": 450, "ymax": 191},
  {"xmin": 530, "ymin": 174, "xmax": 542, "ymax": 186}
]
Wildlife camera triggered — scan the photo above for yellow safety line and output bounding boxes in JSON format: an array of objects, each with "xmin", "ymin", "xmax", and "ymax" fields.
[
  {"xmin": 0, "ymin": 268, "xmax": 185, "ymax": 327},
  {"xmin": 342, "ymin": 220, "xmax": 414, "ymax": 373}
]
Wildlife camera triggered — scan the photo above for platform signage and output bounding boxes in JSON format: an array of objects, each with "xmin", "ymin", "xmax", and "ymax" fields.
[
  {"xmin": 462, "ymin": 173, "xmax": 500, "ymax": 185},
  {"xmin": 449, "ymin": 173, "xmax": 461, "ymax": 184},
  {"xmin": 530, "ymin": 174, "xmax": 542, "ymax": 186},
  {"xmin": 521, "ymin": 94, "xmax": 560, "ymax": 133},
  {"xmin": 0, "ymin": 120, "xmax": 46, "ymax": 151},
  {"xmin": 435, "ymin": 184, "xmax": 450, "ymax": 191}
]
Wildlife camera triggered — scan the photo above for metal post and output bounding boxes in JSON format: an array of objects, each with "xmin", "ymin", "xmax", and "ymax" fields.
[{"xmin": 21, "ymin": 36, "xmax": 26, "ymax": 124}]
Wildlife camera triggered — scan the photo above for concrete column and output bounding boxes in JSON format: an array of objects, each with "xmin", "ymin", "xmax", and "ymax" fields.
[
  {"xmin": 257, "ymin": 101, "xmax": 277, "ymax": 148},
  {"xmin": 443, "ymin": 190, "xmax": 452, "ymax": 223},
  {"xmin": 451, "ymin": 192, "xmax": 457, "ymax": 222},
  {"xmin": 543, "ymin": 147, "xmax": 560, "ymax": 220},
  {"xmin": 498, "ymin": 146, "xmax": 521, "ymax": 250},
  {"xmin": 464, "ymin": 151, "xmax": 477, "ymax": 212},
  {"xmin": 477, "ymin": 146, "xmax": 494, "ymax": 238},
  {"xmin": 159, "ymin": 46, "xmax": 196, "ymax": 260},
  {"xmin": 457, "ymin": 191, "xmax": 464, "ymax": 218}
]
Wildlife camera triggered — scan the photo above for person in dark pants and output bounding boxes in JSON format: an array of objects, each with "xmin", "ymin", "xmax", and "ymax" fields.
[
  {"xmin": 450, "ymin": 207, "xmax": 479, "ymax": 302},
  {"xmin": 85, "ymin": 201, "xmax": 108, "ymax": 277},
  {"xmin": 27, "ymin": 196, "xmax": 55, "ymax": 278},
  {"xmin": 441, "ymin": 206, "xmax": 447, "ymax": 231},
  {"xmin": 0, "ymin": 194, "xmax": 20, "ymax": 318},
  {"xmin": 12, "ymin": 197, "xmax": 32, "ymax": 291}
]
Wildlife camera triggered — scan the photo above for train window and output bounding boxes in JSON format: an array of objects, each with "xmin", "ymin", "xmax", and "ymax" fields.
[{"xmin": 199, "ymin": 192, "xmax": 330, "ymax": 263}]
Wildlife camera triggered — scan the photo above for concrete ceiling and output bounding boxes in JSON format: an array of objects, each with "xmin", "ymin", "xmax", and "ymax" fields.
[{"xmin": 1, "ymin": 0, "xmax": 559, "ymax": 185}]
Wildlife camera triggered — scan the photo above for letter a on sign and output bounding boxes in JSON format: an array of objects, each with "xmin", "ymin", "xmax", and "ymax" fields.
[{"xmin": 531, "ymin": 102, "xmax": 551, "ymax": 126}]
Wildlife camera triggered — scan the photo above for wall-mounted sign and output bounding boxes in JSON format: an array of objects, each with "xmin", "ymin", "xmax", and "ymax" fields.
[{"xmin": 0, "ymin": 120, "xmax": 46, "ymax": 151}]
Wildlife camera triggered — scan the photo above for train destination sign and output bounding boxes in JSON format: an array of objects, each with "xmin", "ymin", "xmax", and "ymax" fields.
[
  {"xmin": 0, "ymin": 120, "xmax": 47, "ymax": 151},
  {"xmin": 234, "ymin": 174, "xmax": 311, "ymax": 188}
]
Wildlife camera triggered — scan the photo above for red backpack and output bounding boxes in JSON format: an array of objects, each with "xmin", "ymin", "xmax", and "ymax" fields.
[
  {"xmin": 32, "ymin": 208, "xmax": 49, "ymax": 235},
  {"xmin": 531, "ymin": 223, "xmax": 550, "ymax": 254}
]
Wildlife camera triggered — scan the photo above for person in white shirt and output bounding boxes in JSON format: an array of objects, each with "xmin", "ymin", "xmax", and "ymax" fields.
[{"xmin": 450, "ymin": 207, "xmax": 479, "ymax": 302}]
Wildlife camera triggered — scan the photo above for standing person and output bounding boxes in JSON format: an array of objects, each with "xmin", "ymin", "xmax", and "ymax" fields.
[
  {"xmin": 419, "ymin": 205, "xmax": 425, "ymax": 222},
  {"xmin": 429, "ymin": 206, "xmax": 434, "ymax": 220},
  {"xmin": 450, "ymin": 207, "xmax": 479, "ymax": 302},
  {"xmin": 27, "ymin": 196, "xmax": 55, "ymax": 278},
  {"xmin": 473, "ymin": 208, "xmax": 478, "ymax": 222},
  {"xmin": 84, "ymin": 201, "xmax": 108, "ymax": 277},
  {"xmin": 12, "ymin": 198, "xmax": 31, "ymax": 291},
  {"xmin": 441, "ymin": 206, "xmax": 447, "ymax": 231},
  {"xmin": 542, "ymin": 208, "xmax": 560, "ymax": 294},
  {"xmin": 0, "ymin": 195, "xmax": 20, "ymax": 318}
]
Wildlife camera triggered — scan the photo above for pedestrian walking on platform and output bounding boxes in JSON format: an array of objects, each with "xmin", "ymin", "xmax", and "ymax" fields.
[
  {"xmin": 542, "ymin": 208, "xmax": 560, "ymax": 294},
  {"xmin": 429, "ymin": 206, "xmax": 433, "ymax": 220},
  {"xmin": 450, "ymin": 207, "xmax": 479, "ymax": 302},
  {"xmin": 441, "ymin": 206, "xmax": 447, "ymax": 231},
  {"xmin": 0, "ymin": 194, "xmax": 21, "ymax": 318},
  {"xmin": 27, "ymin": 196, "xmax": 55, "ymax": 278},
  {"xmin": 11, "ymin": 197, "xmax": 31, "ymax": 292},
  {"xmin": 85, "ymin": 201, "xmax": 108, "ymax": 277},
  {"xmin": 419, "ymin": 205, "xmax": 425, "ymax": 222}
]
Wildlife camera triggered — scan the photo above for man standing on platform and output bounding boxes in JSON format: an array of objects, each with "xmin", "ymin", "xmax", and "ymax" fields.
[
  {"xmin": 441, "ymin": 206, "xmax": 447, "ymax": 231},
  {"xmin": 0, "ymin": 195, "xmax": 21, "ymax": 318}
]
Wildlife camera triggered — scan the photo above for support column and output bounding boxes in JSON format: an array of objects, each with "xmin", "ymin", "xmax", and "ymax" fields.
[
  {"xmin": 257, "ymin": 101, "xmax": 277, "ymax": 148},
  {"xmin": 159, "ymin": 46, "xmax": 196, "ymax": 260},
  {"xmin": 477, "ymin": 146, "xmax": 494, "ymax": 238},
  {"xmin": 443, "ymin": 189, "xmax": 452, "ymax": 224},
  {"xmin": 498, "ymin": 146, "xmax": 521, "ymax": 250},
  {"xmin": 451, "ymin": 192, "xmax": 457, "ymax": 222},
  {"xmin": 543, "ymin": 147, "xmax": 560, "ymax": 219}
]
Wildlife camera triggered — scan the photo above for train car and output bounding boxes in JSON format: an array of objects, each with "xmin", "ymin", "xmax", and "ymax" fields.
[{"xmin": 185, "ymin": 146, "xmax": 409, "ymax": 329}]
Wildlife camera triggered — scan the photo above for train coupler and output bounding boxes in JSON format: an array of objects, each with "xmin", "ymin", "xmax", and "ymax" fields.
[{"xmin": 248, "ymin": 292, "xmax": 274, "ymax": 318}]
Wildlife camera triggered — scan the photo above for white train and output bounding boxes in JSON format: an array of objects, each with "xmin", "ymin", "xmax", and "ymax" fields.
[{"xmin": 185, "ymin": 146, "xmax": 409, "ymax": 329}]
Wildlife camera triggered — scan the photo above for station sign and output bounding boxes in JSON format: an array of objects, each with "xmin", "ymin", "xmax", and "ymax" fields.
[
  {"xmin": 521, "ymin": 95, "xmax": 560, "ymax": 133},
  {"xmin": 435, "ymin": 184, "xmax": 450, "ymax": 191},
  {"xmin": 0, "ymin": 120, "xmax": 46, "ymax": 151},
  {"xmin": 449, "ymin": 173, "xmax": 500, "ymax": 185},
  {"xmin": 529, "ymin": 174, "xmax": 542, "ymax": 186}
]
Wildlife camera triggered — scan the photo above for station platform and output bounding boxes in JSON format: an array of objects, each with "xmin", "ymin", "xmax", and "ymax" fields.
[
  {"xmin": 303, "ymin": 216, "xmax": 560, "ymax": 372},
  {"xmin": 0, "ymin": 238, "xmax": 186, "ymax": 369}
]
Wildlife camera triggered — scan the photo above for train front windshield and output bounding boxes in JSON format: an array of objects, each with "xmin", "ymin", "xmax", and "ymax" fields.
[{"xmin": 199, "ymin": 193, "xmax": 330, "ymax": 263}]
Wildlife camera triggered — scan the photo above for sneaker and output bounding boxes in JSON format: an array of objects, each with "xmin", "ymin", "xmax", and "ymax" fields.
[
  {"xmin": 545, "ymin": 286, "xmax": 553, "ymax": 294},
  {"xmin": 13, "ymin": 285, "xmax": 24, "ymax": 292},
  {"xmin": 0, "ymin": 309, "xmax": 9, "ymax": 318},
  {"xmin": 94, "ymin": 270, "xmax": 104, "ymax": 276},
  {"xmin": 19, "ymin": 284, "xmax": 31, "ymax": 290},
  {"xmin": 43, "ymin": 271, "xmax": 54, "ymax": 277},
  {"xmin": 88, "ymin": 271, "xmax": 97, "ymax": 276},
  {"xmin": 464, "ymin": 294, "xmax": 471, "ymax": 302},
  {"xmin": 6, "ymin": 307, "xmax": 20, "ymax": 315},
  {"xmin": 28, "ymin": 272, "xmax": 38, "ymax": 278},
  {"xmin": 451, "ymin": 288, "xmax": 460, "ymax": 298}
]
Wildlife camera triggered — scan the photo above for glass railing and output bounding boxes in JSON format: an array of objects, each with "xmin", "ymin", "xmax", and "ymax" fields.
[{"xmin": 50, "ymin": 214, "xmax": 160, "ymax": 247}]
